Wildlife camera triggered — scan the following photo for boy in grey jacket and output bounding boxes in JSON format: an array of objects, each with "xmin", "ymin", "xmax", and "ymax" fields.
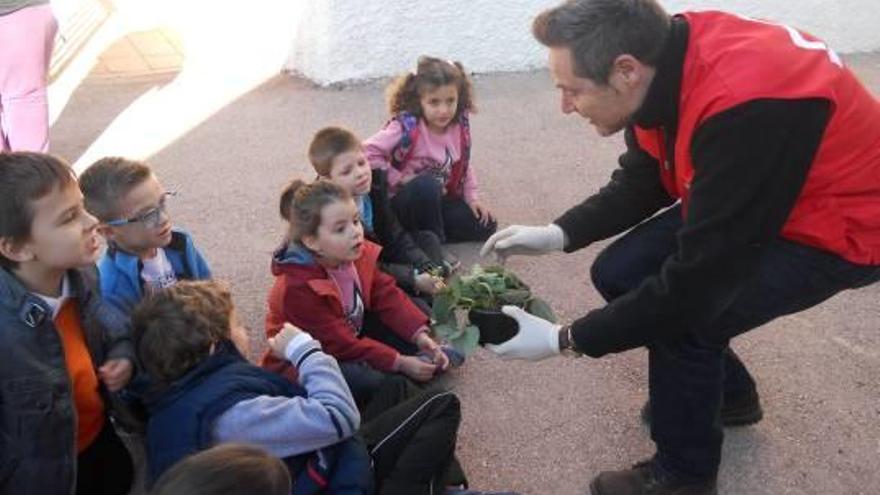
[
  {"xmin": 133, "ymin": 281, "xmax": 367, "ymax": 490},
  {"xmin": 135, "ymin": 280, "xmax": 516, "ymax": 495}
]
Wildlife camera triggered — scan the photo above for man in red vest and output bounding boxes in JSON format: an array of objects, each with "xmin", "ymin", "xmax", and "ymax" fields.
[{"xmin": 480, "ymin": 1, "xmax": 880, "ymax": 494}]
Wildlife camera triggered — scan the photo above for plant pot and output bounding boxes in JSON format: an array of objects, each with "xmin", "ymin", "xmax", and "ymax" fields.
[{"xmin": 469, "ymin": 308, "xmax": 518, "ymax": 345}]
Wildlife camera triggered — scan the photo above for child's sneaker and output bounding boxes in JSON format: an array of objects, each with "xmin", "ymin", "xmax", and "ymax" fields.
[{"xmin": 439, "ymin": 246, "xmax": 461, "ymax": 275}]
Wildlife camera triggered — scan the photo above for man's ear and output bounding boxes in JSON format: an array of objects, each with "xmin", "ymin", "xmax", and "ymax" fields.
[
  {"xmin": 0, "ymin": 236, "xmax": 34, "ymax": 264},
  {"xmin": 609, "ymin": 54, "xmax": 648, "ymax": 89}
]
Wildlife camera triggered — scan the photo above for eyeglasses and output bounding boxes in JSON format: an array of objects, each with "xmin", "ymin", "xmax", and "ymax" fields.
[{"xmin": 106, "ymin": 192, "xmax": 176, "ymax": 229}]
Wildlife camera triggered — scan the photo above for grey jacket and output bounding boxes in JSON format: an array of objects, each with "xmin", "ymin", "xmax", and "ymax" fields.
[
  {"xmin": 212, "ymin": 334, "xmax": 360, "ymax": 457},
  {"xmin": 0, "ymin": 266, "xmax": 133, "ymax": 495}
]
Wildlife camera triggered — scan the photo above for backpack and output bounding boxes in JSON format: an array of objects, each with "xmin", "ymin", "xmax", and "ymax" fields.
[{"xmin": 388, "ymin": 111, "xmax": 471, "ymax": 199}]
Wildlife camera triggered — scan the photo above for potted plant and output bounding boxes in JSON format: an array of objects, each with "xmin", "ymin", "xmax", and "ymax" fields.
[{"xmin": 431, "ymin": 264, "xmax": 556, "ymax": 355}]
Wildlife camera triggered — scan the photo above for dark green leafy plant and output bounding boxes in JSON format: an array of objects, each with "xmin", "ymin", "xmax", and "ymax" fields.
[{"xmin": 431, "ymin": 264, "xmax": 556, "ymax": 355}]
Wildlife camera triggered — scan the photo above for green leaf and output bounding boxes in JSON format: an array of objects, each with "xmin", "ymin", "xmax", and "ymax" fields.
[
  {"xmin": 438, "ymin": 264, "xmax": 552, "ymax": 334},
  {"xmin": 498, "ymin": 289, "xmax": 531, "ymax": 305},
  {"xmin": 483, "ymin": 265, "xmax": 505, "ymax": 275},
  {"xmin": 457, "ymin": 296, "xmax": 475, "ymax": 309},
  {"xmin": 449, "ymin": 324, "xmax": 480, "ymax": 356},
  {"xmin": 431, "ymin": 293, "xmax": 455, "ymax": 324},
  {"xmin": 477, "ymin": 281, "xmax": 495, "ymax": 298},
  {"xmin": 525, "ymin": 297, "xmax": 557, "ymax": 323},
  {"xmin": 432, "ymin": 323, "xmax": 459, "ymax": 341},
  {"xmin": 505, "ymin": 273, "xmax": 528, "ymax": 290}
]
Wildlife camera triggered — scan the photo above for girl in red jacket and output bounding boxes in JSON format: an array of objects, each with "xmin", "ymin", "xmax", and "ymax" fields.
[{"xmin": 262, "ymin": 179, "xmax": 452, "ymax": 404}]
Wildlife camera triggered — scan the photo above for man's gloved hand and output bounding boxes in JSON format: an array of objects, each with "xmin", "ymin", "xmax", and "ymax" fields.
[
  {"xmin": 480, "ymin": 224, "xmax": 566, "ymax": 259},
  {"xmin": 485, "ymin": 306, "xmax": 561, "ymax": 361}
]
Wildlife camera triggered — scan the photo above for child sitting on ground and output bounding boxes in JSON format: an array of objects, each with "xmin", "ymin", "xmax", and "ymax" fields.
[
  {"xmin": 0, "ymin": 152, "xmax": 134, "ymax": 495},
  {"xmin": 136, "ymin": 280, "xmax": 509, "ymax": 495},
  {"xmin": 262, "ymin": 179, "xmax": 454, "ymax": 405},
  {"xmin": 364, "ymin": 56, "xmax": 497, "ymax": 243},
  {"xmin": 307, "ymin": 125, "xmax": 458, "ymax": 311},
  {"xmin": 79, "ymin": 156, "xmax": 211, "ymax": 314}
]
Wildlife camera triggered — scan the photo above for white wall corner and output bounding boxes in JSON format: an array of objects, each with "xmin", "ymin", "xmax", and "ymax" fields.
[{"xmin": 286, "ymin": 0, "xmax": 880, "ymax": 86}]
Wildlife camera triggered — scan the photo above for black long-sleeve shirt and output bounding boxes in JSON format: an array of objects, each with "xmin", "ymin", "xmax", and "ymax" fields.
[
  {"xmin": 554, "ymin": 17, "xmax": 832, "ymax": 358},
  {"xmin": 368, "ymin": 169, "xmax": 432, "ymax": 291}
]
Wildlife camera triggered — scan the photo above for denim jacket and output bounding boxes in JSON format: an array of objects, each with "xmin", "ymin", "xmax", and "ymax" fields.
[
  {"xmin": 0, "ymin": 266, "xmax": 133, "ymax": 494},
  {"xmin": 97, "ymin": 228, "xmax": 211, "ymax": 315}
]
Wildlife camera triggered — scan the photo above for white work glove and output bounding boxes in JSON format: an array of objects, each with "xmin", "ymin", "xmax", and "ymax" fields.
[
  {"xmin": 480, "ymin": 224, "xmax": 566, "ymax": 259},
  {"xmin": 485, "ymin": 306, "xmax": 560, "ymax": 361}
]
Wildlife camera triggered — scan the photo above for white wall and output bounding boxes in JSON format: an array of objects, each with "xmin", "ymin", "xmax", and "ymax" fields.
[{"xmin": 286, "ymin": 0, "xmax": 880, "ymax": 86}]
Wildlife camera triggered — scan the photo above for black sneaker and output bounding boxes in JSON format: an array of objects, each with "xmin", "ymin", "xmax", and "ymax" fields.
[
  {"xmin": 641, "ymin": 389, "xmax": 763, "ymax": 427},
  {"xmin": 589, "ymin": 460, "xmax": 717, "ymax": 495}
]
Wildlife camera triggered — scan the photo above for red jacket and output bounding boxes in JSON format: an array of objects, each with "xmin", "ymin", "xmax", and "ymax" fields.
[
  {"xmin": 635, "ymin": 11, "xmax": 880, "ymax": 265},
  {"xmin": 261, "ymin": 240, "xmax": 428, "ymax": 380}
]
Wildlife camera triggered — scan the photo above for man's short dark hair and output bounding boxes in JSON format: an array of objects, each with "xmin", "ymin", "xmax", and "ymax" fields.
[
  {"xmin": 79, "ymin": 156, "xmax": 153, "ymax": 222},
  {"xmin": 533, "ymin": 0, "xmax": 670, "ymax": 83},
  {"xmin": 0, "ymin": 152, "xmax": 76, "ymax": 269},
  {"xmin": 132, "ymin": 281, "xmax": 234, "ymax": 383}
]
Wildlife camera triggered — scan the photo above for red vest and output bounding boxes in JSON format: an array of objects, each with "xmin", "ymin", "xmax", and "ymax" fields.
[{"xmin": 635, "ymin": 11, "xmax": 880, "ymax": 265}]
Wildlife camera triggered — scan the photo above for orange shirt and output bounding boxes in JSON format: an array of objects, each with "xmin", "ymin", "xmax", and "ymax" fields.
[{"xmin": 55, "ymin": 299, "xmax": 105, "ymax": 452}]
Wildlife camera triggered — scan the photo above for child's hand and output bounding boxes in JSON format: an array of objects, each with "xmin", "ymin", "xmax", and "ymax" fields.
[
  {"xmin": 468, "ymin": 201, "xmax": 495, "ymax": 226},
  {"xmin": 99, "ymin": 358, "xmax": 133, "ymax": 392},
  {"xmin": 268, "ymin": 322, "xmax": 305, "ymax": 360},
  {"xmin": 397, "ymin": 355, "xmax": 437, "ymax": 382},
  {"xmin": 414, "ymin": 272, "xmax": 445, "ymax": 295},
  {"xmin": 415, "ymin": 333, "xmax": 450, "ymax": 371}
]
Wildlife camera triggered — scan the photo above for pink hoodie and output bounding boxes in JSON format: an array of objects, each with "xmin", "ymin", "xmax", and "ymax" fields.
[{"xmin": 363, "ymin": 117, "xmax": 479, "ymax": 203}]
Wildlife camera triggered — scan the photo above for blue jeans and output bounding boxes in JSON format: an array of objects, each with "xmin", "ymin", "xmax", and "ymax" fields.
[{"xmin": 590, "ymin": 205, "xmax": 880, "ymax": 480}]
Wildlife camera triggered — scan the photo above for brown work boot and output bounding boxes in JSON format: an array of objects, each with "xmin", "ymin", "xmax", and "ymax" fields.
[
  {"xmin": 641, "ymin": 389, "xmax": 763, "ymax": 428},
  {"xmin": 589, "ymin": 460, "xmax": 717, "ymax": 495}
]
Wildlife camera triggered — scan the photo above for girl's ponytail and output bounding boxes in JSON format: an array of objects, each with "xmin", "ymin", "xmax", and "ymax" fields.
[
  {"xmin": 279, "ymin": 179, "xmax": 307, "ymax": 222},
  {"xmin": 278, "ymin": 179, "xmax": 350, "ymax": 242}
]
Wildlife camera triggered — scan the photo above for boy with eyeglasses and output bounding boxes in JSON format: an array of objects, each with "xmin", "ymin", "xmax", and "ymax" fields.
[{"xmin": 80, "ymin": 157, "xmax": 212, "ymax": 315}]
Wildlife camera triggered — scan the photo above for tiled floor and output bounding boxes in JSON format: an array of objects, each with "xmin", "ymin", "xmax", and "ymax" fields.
[{"xmin": 92, "ymin": 28, "xmax": 184, "ymax": 77}]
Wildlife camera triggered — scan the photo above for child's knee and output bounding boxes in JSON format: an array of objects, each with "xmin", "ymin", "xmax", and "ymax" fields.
[
  {"xmin": 430, "ymin": 391, "xmax": 461, "ymax": 422},
  {"xmin": 405, "ymin": 175, "xmax": 443, "ymax": 201}
]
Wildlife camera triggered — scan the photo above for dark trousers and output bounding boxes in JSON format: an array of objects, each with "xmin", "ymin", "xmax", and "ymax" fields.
[
  {"xmin": 76, "ymin": 422, "xmax": 134, "ymax": 495},
  {"xmin": 590, "ymin": 205, "xmax": 880, "ymax": 481},
  {"xmin": 359, "ymin": 377, "xmax": 467, "ymax": 495},
  {"xmin": 340, "ymin": 313, "xmax": 422, "ymax": 409},
  {"xmin": 391, "ymin": 174, "xmax": 497, "ymax": 243}
]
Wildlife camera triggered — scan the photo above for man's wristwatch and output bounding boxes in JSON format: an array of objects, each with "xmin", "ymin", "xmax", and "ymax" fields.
[{"xmin": 557, "ymin": 324, "xmax": 581, "ymax": 357}]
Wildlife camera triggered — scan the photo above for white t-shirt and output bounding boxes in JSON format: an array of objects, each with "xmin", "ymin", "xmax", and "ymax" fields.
[
  {"xmin": 141, "ymin": 248, "xmax": 178, "ymax": 295},
  {"xmin": 35, "ymin": 273, "xmax": 71, "ymax": 319}
]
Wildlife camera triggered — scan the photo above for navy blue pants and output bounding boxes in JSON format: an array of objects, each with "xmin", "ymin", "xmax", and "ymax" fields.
[
  {"xmin": 391, "ymin": 174, "xmax": 496, "ymax": 243},
  {"xmin": 590, "ymin": 205, "xmax": 880, "ymax": 481}
]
